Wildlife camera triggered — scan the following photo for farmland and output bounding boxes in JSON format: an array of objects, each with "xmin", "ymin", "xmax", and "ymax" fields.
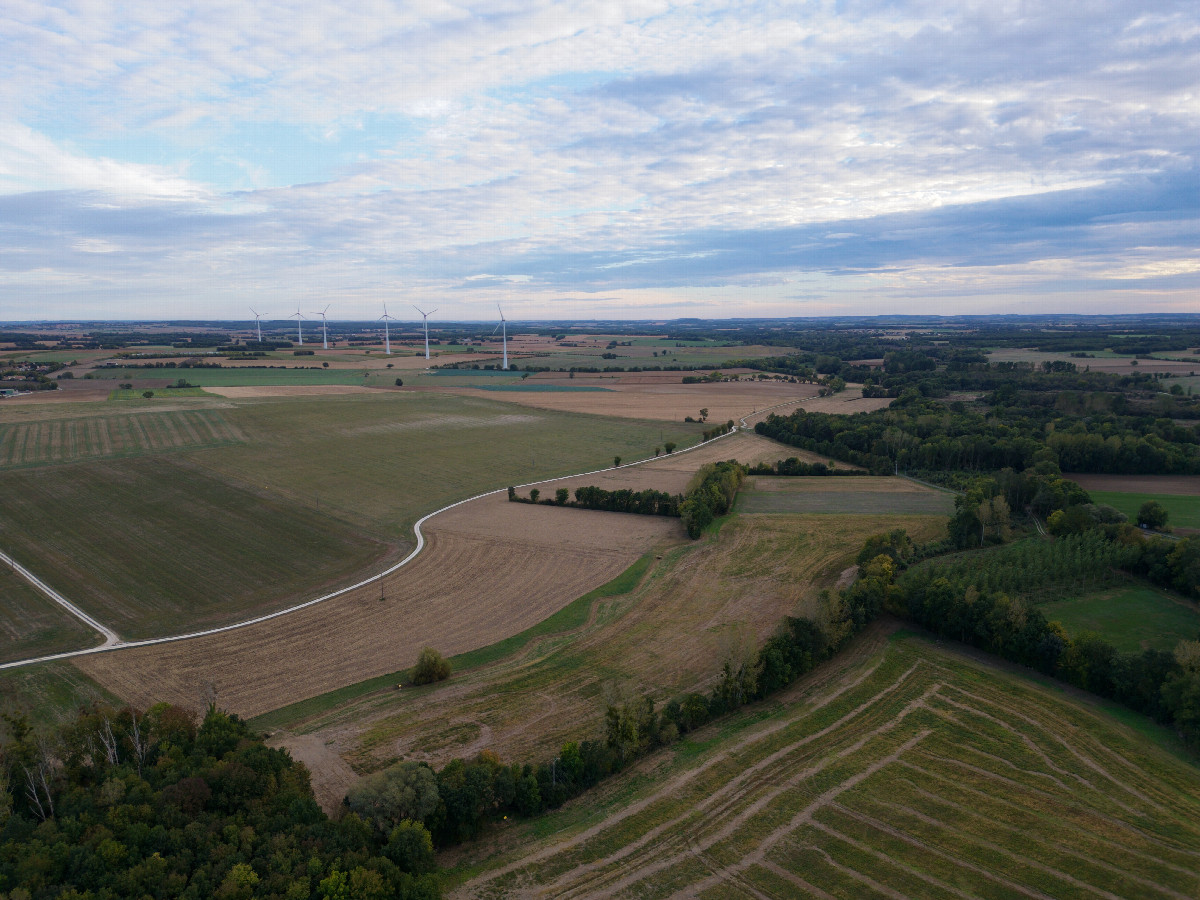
[
  {"xmin": 0, "ymin": 392, "xmax": 701, "ymax": 642},
  {"xmin": 448, "ymin": 628, "xmax": 1200, "ymax": 899},
  {"xmin": 249, "ymin": 508, "xmax": 949, "ymax": 789},
  {"xmin": 0, "ymin": 568, "xmax": 100, "ymax": 663},
  {"xmin": 0, "ymin": 407, "xmax": 245, "ymax": 468},
  {"xmin": 1041, "ymin": 584, "xmax": 1200, "ymax": 653},
  {"xmin": 735, "ymin": 475, "xmax": 957, "ymax": 517},
  {"xmin": 0, "ymin": 456, "xmax": 393, "ymax": 640}
]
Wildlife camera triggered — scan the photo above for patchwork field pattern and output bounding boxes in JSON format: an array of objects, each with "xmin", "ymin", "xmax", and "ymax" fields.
[
  {"xmin": 0, "ymin": 408, "xmax": 245, "ymax": 467},
  {"xmin": 736, "ymin": 476, "xmax": 957, "ymax": 516},
  {"xmin": 452, "ymin": 634, "xmax": 1200, "ymax": 899}
]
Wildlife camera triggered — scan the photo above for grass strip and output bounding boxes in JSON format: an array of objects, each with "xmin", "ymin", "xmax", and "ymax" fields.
[{"xmin": 249, "ymin": 554, "xmax": 656, "ymax": 733}]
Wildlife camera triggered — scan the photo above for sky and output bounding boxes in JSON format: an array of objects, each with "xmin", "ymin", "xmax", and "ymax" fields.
[{"xmin": 1, "ymin": 0, "xmax": 1198, "ymax": 322}]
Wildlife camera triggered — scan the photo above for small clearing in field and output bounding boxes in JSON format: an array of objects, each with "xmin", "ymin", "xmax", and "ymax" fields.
[{"xmin": 447, "ymin": 631, "xmax": 1200, "ymax": 900}]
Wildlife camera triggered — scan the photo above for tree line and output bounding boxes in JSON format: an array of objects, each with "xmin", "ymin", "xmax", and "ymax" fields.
[{"xmin": 0, "ymin": 705, "xmax": 441, "ymax": 899}]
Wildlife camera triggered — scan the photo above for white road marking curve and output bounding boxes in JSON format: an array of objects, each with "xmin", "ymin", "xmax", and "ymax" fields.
[{"xmin": 1, "ymin": 429, "xmax": 742, "ymax": 671}]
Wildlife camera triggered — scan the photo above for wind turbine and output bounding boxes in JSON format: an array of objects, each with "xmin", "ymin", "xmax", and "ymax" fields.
[
  {"xmin": 492, "ymin": 304, "xmax": 509, "ymax": 370},
  {"xmin": 413, "ymin": 306, "xmax": 438, "ymax": 360},
  {"xmin": 312, "ymin": 304, "xmax": 330, "ymax": 349},
  {"xmin": 290, "ymin": 306, "xmax": 305, "ymax": 345},
  {"xmin": 249, "ymin": 308, "xmax": 263, "ymax": 342},
  {"xmin": 380, "ymin": 303, "xmax": 395, "ymax": 355}
]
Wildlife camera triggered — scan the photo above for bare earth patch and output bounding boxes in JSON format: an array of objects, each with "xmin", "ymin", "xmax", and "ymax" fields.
[
  {"xmin": 1065, "ymin": 473, "xmax": 1200, "ymax": 496},
  {"xmin": 441, "ymin": 375, "xmax": 821, "ymax": 423}
]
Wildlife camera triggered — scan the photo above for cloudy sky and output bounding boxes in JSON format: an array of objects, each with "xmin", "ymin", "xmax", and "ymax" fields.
[{"xmin": 1, "ymin": 0, "xmax": 1197, "ymax": 322}]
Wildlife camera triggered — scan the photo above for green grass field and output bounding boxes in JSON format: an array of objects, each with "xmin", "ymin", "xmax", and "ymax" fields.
[
  {"xmin": 1041, "ymin": 584, "xmax": 1200, "ymax": 652},
  {"xmin": 1089, "ymin": 489, "xmax": 1200, "ymax": 530},
  {"xmin": 448, "ymin": 631, "xmax": 1200, "ymax": 899},
  {"xmin": 89, "ymin": 366, "xmax": 373, "ymax": 386},
  {"xmin": 0, "ymin": 392, "xmax": 701, "ymax": 642},
  {"xmin": 0, "ymin": 456, "xmax": 393, "ymax": 640},
  {"xmin": 0, "ymin": 569, "xmax": 102, "ymax": 663}
]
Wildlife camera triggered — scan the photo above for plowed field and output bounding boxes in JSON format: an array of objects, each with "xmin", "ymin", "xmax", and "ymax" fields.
[
  {"xmin": 449, "ymin": 631, "xmax": 1200, "ymax": 899},
  {"xmin": 74, "ymin": 498, "xmax": 681, "ymax": 717}
]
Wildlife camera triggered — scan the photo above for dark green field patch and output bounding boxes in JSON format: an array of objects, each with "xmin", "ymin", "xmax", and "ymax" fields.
[
  {"xmin": 1041, "ymin": 584, "xmax": 1200, "ymax": 652},
  {"xmin": 0, "ymin": 409, "xmax": 245, "ymax": 468},
  {"xmin": 0, "ymin": 456, "xmax": 394, "ymax": 639},
  {"xmin": 1088, "ymin": 489, "xmax": 1200, "ymax": 530},
  {"xmin": 90, "ymin": 367, "xmax": 370, "ymax": 386}
]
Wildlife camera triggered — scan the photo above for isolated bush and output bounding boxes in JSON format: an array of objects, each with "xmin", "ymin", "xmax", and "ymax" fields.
[
  {"xmin": 142, "ymin": 390, "xmax": 154, "ymax": 398},
  {"xmin": 1138, "ymin": 500, "xmax": 1169, "ymax": 529},
  {"xmin": 529, "ymin": 488, "xmax": 540, "ymax": 503},
  {"xmin": 395, "ymin": 377, "xmax": 404, "ymax": 386},
  {"xmin": 346, "ymin": 762, "xmax": 440, "ymax": 832},
  {"xmin": 555, "ymin": 488, "xmax": 569, "ymax": 505},
  {"xmin": 410, "ymin": 647, "xmax": 451, "ymax": 685}
]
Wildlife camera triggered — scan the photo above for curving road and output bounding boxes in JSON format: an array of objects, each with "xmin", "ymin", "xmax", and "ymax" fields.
[{"xmin": 1, "ymin": 428, "xmax": 746, "ymax": 672}]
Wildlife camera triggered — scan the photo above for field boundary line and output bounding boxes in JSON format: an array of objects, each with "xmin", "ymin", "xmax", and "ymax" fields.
[
  {"xmin": 0, "ymin": 429, "xmax": 740, "ymax": 671},
  {"xmin": 0, "ymin": 549, "xmax": 119, "ymax": 649}
]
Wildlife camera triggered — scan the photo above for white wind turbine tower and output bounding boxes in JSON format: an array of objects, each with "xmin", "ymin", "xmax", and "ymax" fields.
[
  {"xmin": 492, "ymin": 304, "xmax": 509, "ymax": 370},
  {"xmin": 290, "ymin": 306, "xmax": 305, "ymax": 345},
  {"xmin": 380, "ymin": 303, "xmax": 396, "ymax": 355},
  {"xmin": 413, "ymin": 306, "xmax": 438, "ymax": 360},
  {"xmin": 250, "ymin": 308, "xmax": 263, "ymax": 342},
  {"xmin": 312, "ymin": 304, "xmax": 330, "ymax": 349}
]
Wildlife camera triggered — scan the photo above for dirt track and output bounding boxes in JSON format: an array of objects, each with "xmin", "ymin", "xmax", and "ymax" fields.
[{"xmin": 73, "ymin": 434, "xmax": 795, "ymax": 715}]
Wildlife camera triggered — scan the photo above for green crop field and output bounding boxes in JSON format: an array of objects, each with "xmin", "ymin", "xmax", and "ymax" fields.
[
  {"xmin": 0, "ymin": 661, "xmax": 121, "ymax": 728},
  {"xmin": 89, "ymin": 366, "xmax": 372, "ymax": 386},
  {"xmin": 1041, "ymin": 584, "xmax": 1200, "ymax": 652},
  {"xmin": 0, "ymin": 569, "xmax": 101, "ymax": 663},
  {"xmin": 0, "ymin": 392, "xmax": 701, "ymax": 642},
  {"xmin": 449, "ymin": 631, "xmax": 1200, "ymax": 899},
  {"xmin": 1089, "ymin": 489, "xmax": 1200, "ymax": 530},
  {"xmin": 0, "ymin": 407, "xmax": 244, "ymax": 468},
  {"xmin": 0, "ymin": 456, "xmax": 393, "ymax": 640}
]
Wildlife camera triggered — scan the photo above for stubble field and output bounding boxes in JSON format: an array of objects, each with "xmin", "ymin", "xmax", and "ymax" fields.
[
  {"xmin": 250, "ymin": 507, "xmax": 948, "ymax": 802},
  {"xmin": 449, "ymin": 629, "xmax": 1200, "ymax": 900}
]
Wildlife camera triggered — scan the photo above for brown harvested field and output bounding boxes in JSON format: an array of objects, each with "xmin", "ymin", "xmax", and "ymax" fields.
[
  {"xmin": 1066, "ymin": 473, "xmax": 1200, "ymax": 495},
  {"xmin": 443, "ymin": 375, "xmax": 820, "ymax": 423},
  {"xmin": 275, "ymin": 513, "xmax": 949, "ymax": 788},
  {"xmin": 73, "ymin": 495, "xmax": 682, "ymax": 718},
  {"xmin": 205, "ymin": 384, "xmax": 379, "ymax": 399},
  {"xmin": 750, "ymin": 476, "xmax": 929, "ymax": 493}
]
